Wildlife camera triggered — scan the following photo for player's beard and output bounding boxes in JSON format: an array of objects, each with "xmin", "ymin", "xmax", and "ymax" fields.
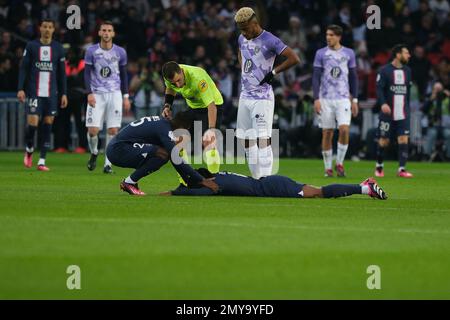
[{"xmin": 41, "ymin": 33, "xmax": 52, "ymax": 43}]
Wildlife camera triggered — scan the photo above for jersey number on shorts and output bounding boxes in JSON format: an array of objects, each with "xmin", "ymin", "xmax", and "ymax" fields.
[
  {"xmin": 28, "ymin": 98, "xmax": 38, "ymax": 112},
  {"xmin": 28, "ymin": 98, "xmax": 38, "ymax": 107},
  {"xmin": 133, "ymin": 143, "xmax": 145, "ymax": 149},
  {"xmin": 379, "ymin": 121, "xmax": 390, "ymax": 132}
]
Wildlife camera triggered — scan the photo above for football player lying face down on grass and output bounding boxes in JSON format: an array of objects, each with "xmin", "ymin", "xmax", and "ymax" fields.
[
  {"xmin": 106, "ymin": 111, "xmax": 219, "ymax": 196},
  {"xmin": 161, "ymin": 168, "xmax": 387, "ymax": 200}
]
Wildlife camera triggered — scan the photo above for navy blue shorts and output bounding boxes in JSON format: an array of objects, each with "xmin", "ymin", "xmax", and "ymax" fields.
[
  {"xmin": 106, "ymin": 140, "xmax": 159, "ymax": 169},
  {"xmin": 26, "ymin": 96, "xmax": 58, "ymax": 117},
  {"xmin": 259, "ymin": 175, "xmax": 305, "ymax": 198},
  {"xmin": 378, "ymin": 114, "xmax": 410, "ymax": 139}
]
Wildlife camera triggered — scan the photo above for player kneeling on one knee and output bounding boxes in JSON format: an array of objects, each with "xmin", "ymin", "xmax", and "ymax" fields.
[{"xmin": 106, "ymin": 111, "xmax": 219, "ymax": 196}]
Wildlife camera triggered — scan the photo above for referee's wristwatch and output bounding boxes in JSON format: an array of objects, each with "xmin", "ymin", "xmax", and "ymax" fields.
[
  {"xmin": 352, "ymin": 98, "xmax": 358, "ymax": 103},
  {"xmin": 123, "ymin": 94, "xmax": 130, "ymax": 99}
]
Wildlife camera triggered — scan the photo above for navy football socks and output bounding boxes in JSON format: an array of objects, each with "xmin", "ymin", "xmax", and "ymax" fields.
[
  {"xmin": 322, "ymin": 184, "xmax": 362, "ymax": 198},
  {"xmin": 398, "ymin": 143, "xmax": 408, "ymax": 169},
  {"xmin": 39, "ymin": 123, "xmax": 52, "ymax": 160},
  {"xmin": 130, "ymin": 157, "xmax": 168, "ymax": 182},
  {"xmin": 25, "ymin": 125, "xmax": 37, "ymax": 151}
]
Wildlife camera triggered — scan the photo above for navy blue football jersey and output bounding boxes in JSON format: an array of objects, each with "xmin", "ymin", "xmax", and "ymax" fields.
[
  {"xmin": 18, "ymin": 39, "xmax": 67, "ymax": 98},
  {"xmin": 172, "ymin": 172, "xmax": 305, "ymax": 198},
  {"xmin": 376, "ymin": 63, "xmax": 412, "ymax": 121}
]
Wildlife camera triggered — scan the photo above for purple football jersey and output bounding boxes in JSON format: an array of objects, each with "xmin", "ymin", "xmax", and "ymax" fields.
[
  {"xmin": 84, "ymin": 43, "xmax": 127, "ymax": 93},
  {"xmin": 313, "ymin": 46, "xmax": 356, "ymax": 99},
  {"xmin": 239, "ymin": 31, "xmax": 287, "ymax": 100}
]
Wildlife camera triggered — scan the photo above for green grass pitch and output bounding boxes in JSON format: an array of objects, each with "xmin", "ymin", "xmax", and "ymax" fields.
[{"xmin": 0, "ymin": 152, "xmax": 449, "ymax": 299}]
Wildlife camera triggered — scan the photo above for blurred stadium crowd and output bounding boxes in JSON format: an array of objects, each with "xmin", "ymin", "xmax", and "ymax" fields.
[{"xmin": 0, "ymin": 0, "xmax": 449, "ymax": 160}]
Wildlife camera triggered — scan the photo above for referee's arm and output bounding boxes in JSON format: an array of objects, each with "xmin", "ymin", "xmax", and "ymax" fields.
[{"xmin": 162, "ymin": 87, "xmax": 176, "ymax": 118}]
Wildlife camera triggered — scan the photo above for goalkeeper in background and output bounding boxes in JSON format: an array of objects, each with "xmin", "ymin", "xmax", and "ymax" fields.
[{"xmin": 161, "ymin": 61, "xmax": 223, "ymax": 180}]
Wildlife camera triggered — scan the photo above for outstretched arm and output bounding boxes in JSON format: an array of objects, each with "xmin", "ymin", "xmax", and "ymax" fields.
[{"xmin": 169, "ymin": 185, "xmax": 216, "ymax": 196}]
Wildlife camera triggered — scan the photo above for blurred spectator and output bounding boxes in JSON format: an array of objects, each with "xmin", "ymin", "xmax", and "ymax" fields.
[
  {"xmin": 410, "ymin": 45, "xmax": 431, "ymax": 99},
  {"xmin": 53, "ymin": 47, "xmax": 87, "ymax": 153},
  {"xmin": 125, "ymin": 0, "xmax": 151, "ymax": 22},
  {"xmin": 429, "ymin": 0, "xmax": 450, "ymax": 25},
  {"xmin": 422, "ymin": 82, "xmax": 450, "ymax": 160},
  {"xmin": 280, "ymin": 16, "xmax": 307, "ymax": 67},
  {"xmin": 267, "ymin": 0, "xmax": 289, "ymax": 32},
  {"xmin": 0, "ymin": 55, "xmax": 16, "ymax": 91},
  {"xmin": 356, "ymin": 46, "xmax": 372, "ymax": 99},
  {"xmin": 211, "ymin": 59, "xmax": 232, "ymax": 101},
  {"xmin": 129, "ymin": 62, "xmax": 165, "ymax": 118},
  {"xmin": 401, "ymin": 22, "xmax": 417, "ymax": 49}
]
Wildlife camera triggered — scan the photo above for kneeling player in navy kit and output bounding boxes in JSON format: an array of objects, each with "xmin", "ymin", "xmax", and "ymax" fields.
[
  {"xmin": 162, "ymin": 168, "xmax": 387, "ymax": 200},
  {"xmin": 106, "ymin": 111, "xmax": 218, "ymax": 195}
]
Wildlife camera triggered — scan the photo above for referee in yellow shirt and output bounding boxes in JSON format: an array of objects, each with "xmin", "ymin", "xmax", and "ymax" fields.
[{"xmin": 161, "ymin": 61, "xmax": 223, "ymax": 174}]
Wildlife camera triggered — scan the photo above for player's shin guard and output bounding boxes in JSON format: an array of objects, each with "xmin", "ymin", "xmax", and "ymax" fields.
[
  {"xmin": 25, "ymin": 125, "xmax": 37, "ymax": 152},
  {"xmin": 258, "ymin": 145, "xmax": 273, "ymax": 177},
  {"xmin": 39, "ymin": 123, "xmax": 52, "ymax": 161},
  {"xmin": 87, "ymin": 132, "xmax": 99, "ymax": 155},
  {"xmin": 245, "ymin": 144, "xmax": 260, "ymax": 179},
  {"xmin": 322, "ymin": 184, "xmax": 362, "ymax": 198},
  {"xmin": 130, "ymin": 157, "xmax": 168, "ymax": 182},
  {"xmin": 104, "ymin": 134, "xmax": 114, "ymax": 167},
  {"xmin": 205, "ymin": 148, "xmax": 220, "ymax": 173},
  {"xmin": 398, "ymin": 143, "xmax": 408, "ymax": 169}
]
